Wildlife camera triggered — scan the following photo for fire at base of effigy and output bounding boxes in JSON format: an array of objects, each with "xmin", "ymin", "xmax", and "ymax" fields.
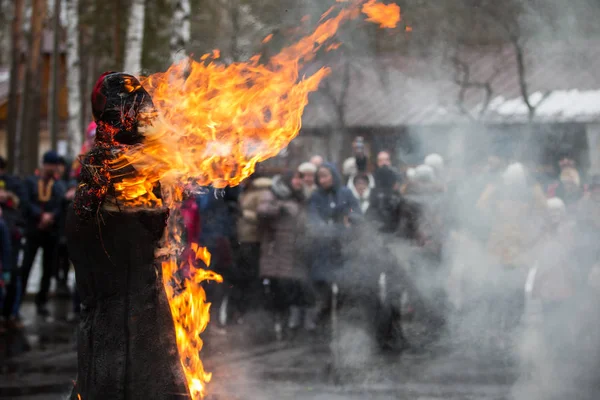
[{"xmin": 67, "ymin": 1, "xmax": 400, "ymax": 399}]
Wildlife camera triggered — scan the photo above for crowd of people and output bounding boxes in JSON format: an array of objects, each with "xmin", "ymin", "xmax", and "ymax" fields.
[
  {"xmin": 0, "ymin": 150, "xmax": 76, "ymax": 327},
  {"xmin": 1, "ymin": 132, "xmax": 600, "ymax": 372},
  {"xmin": 176, "ymin": 136, "xmax": 600, "ymax": 362}
]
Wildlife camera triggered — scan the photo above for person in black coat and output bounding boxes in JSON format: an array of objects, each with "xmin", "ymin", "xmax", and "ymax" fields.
[
  {"xmin": 363, "ymin": 166, "xmax": 412, "ymax": 351},
  {"xmin": 20, "ymin": 151, "xmax": 66, "ymax": 317},
  {"xmin": 307, "ymin": 162, "xmax": 361, "ymax": 325}
]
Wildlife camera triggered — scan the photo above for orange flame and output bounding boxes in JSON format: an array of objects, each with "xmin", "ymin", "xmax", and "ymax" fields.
[
  {"xmin": 361, "ymin": 0, "xmax": 401, "ymax": 28},
  {"xmin": 111, "ymin": 0, "xmax": 400, "ymax": 398},
  {"xmin": 161, "ymin": 242, "xmax": 222, "ymax": 398}
]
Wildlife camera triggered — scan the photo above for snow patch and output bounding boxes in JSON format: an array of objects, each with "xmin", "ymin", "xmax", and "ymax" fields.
[{"xmin": 487, "ymin": 90, "xmax": 600, "ymax": 120}]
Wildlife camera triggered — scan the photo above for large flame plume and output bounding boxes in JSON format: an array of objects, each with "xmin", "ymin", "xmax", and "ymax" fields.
[{"xmin": 113, "ymin": 0, "xmax": 400, "ymax": 398}]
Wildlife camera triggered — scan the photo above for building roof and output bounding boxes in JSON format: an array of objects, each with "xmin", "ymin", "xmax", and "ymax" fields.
[{"xmin": 302, "ymin": 39, "xmax": 600, "ymax": 127}]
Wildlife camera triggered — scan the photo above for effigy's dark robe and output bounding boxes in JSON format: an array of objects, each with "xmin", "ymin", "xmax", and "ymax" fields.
[{"xmin": 67, "ymin": 207, "xmax": 189, "ymax": 400}]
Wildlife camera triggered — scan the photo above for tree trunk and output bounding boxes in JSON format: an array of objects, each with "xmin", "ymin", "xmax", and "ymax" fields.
[
  {"xmin": 65, "ymin": 0, "xmax": 82, "ymax": 159},
  {"xmin": 123, "ymin": 0, "xmax": 146, "ymax": 74},
  {"xmin": 5, "ymin": 0, "xmax": 24, "ymax": 173},
  {"xmin": 170, "ymin": 0, "xmax": 190, "ymax": 63},
  {"xmin": 0, "ymin": 1, "xmax": 11, "ymax": 64},
  {"xmin": 16, "ymin": 0, "xmax": 46, "ymax": 175},
  {"xmin": 49, "ymin": 0, "xmax": 61, "ymax": 152},
  {"xmin": 114, "ymin": 0, "xmax": 122, "ymax": 67},
  {"xmin": 229, "ymin": 0, "xmax": 240, "ymax": 62}
]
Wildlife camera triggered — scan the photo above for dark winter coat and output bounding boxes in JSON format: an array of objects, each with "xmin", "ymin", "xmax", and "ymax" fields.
[
  {"xmin": 308, "ymin": 163, "xmax": 361, "ymax": 282},
  {"xmin": 196, "ymin": 186, "xmax": 240, "ymax": 246},
  {"xmin": 257, "ymin": 175, "xmax": 307, "ymax": 281},
  {"xmin": 0, "ymin": 173, "xmax": 25, "ymax": 245},
  {"xmin": 403, "ymin": 182, "xmax": 449, "ymax": 257},
  {"xmin": 22, "ymin": 175, "xmax": 66, "ymax": 235},
  {"xmin": 366, "ymin": 187, "xmax": 408, "ymax": 235},
  {"xmin": 67, "ymin": 208, "xmax": 188, "ymax": 400},
  {"xmin": 0, "ymin": 217, "xmax": 12, "ymax": 275},
  {"xmin": 196, "ymin": 186, "xmax": 240, "ymax": 277}
]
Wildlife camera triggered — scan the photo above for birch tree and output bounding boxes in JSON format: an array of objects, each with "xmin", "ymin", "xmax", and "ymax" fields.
[
  {"xmin": 123, "ymin": 0, "xmax": 146, "ymax": 75},
  {"xmin": 170, "ymin": 0, "xmax": 190, "ymax": 63},
  {"xmin": 65, "ymin": 0, "xmax": 82, "ymax": 158}
]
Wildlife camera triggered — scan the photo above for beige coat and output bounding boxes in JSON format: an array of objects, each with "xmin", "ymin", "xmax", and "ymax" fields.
[
  {"xmin": 237, "ymin": 177, "xmax": 272, "ymax": 243},
  {"xmin": 257, "ymin": 176, "xmax": 307, "ymax": 281}
]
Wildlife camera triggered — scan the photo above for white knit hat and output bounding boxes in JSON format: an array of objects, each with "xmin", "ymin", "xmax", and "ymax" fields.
[
  {"xmin": 342, "ymin": 157, "xmax": 357, "ymax": 176},
  {"xmin": 415, "ymin": 164, "xmax": 435, "ymax": 183},
  {"xmin": 547, "ymin": 197, "xmax": 566, "ymax": 213},
  {"xmin": 424, "ymin": 153, "xmax": 444, "ymax": 172},
  {"xmin": 502, "ymin": 162, "xmax": 527, "ymax": 187},
  {"xmin": 298, "ymin": 162, "xmax": 317, "ymax": 174}
]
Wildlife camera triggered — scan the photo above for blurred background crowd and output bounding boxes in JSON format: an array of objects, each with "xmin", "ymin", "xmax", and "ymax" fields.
[{"xmin": 2, "ymin": 130, "xmax": 600, "ymax": 381}]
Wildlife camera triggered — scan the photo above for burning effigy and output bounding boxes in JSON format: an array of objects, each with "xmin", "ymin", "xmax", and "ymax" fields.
[{"xmin": 67, "ymin": 1, "xmax": 400, "ymax": 399}]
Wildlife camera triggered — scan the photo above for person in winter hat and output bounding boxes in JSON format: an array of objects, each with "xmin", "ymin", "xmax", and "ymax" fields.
[
  {"xmin": 307, "ymin": 162, "xmax": 361, "ymax": 326},
  {"xmin": 362, "ymin": 166, "xmax": 412, "ymax": 351},
  {"xmin": 233, "ymin": 173, "xmax": 273, "ymax": 322},
  {"xmin": 547, "ymin": 158, "xmax": 583, "ymax": 208},
  {"xmin": 20, "ymin": 151, "xmax": 67, "ymax": 319},
  {"xmin": 477, "ymin": 162, "xmax": 547, "ymax": 346},
  {"xmin": 257, "ymin": 170, "xmax": 309, "ymax": 339},
  {"xmin": 346, "ymin": 157, "xmax": 375, "ymax": 196},
  {"xmin": 349, "ymin": 174, "xmax": 371, "ymax": 213},
  {"xmin": 367, "ymin": 166, "xmax": 405, "ymax": 233}
]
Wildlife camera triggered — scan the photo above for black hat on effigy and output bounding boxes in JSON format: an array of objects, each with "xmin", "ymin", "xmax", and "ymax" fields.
[{"xmin": 91, "ymin": 72, "xmax": 155, "ymax": 145}]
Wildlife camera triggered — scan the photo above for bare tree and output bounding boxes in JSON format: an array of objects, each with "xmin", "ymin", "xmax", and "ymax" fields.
[
  {"xmin": 508, "ymin": 32, "xmax": 549, "ymax": 121},
  {"xmin": 123, "ymin": 0, "xmax": 146, "ymax": 74},
  {"xmin": 65, "ymin": 0, "xmax": 82, "ymax": 158},
  {"xmin": 321, "ymin": 59, "xmax": 352, "ymax": 163},
  {"xmin": 16, "ymin": 0, "xmax": 46, "ymax": 175},
  {"xmin": 450, "ymin": 48, "xmax": 501, "ymax": 120},
  {"xmin": 5, "ymin": 0, "xmax": 24, "ymax": 172},
  {"xmin": 478, "ymin": 0, "xmax": 551, "ymax": 121}
]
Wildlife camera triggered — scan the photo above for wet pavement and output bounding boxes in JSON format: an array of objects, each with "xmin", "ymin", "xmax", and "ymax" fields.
[
  {"xmin": 1, "ymin": 257, "xmax": 520, "ymax": 399},
  {"xmin": 1, "ymin": 294, "xmax": 519, "ymax": 400}
]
